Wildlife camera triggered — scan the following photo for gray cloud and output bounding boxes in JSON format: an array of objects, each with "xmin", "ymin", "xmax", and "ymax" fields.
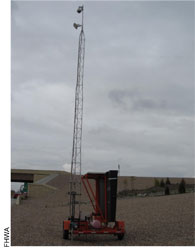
[{"xmin": 11, "ymin": 1, "xmax": 194, "ymax": 177}]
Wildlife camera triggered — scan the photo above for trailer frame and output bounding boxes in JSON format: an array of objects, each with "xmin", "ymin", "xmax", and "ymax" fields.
[{"xmin": 63, "ymin": 171, "xmax": 125, "ymax": 240}]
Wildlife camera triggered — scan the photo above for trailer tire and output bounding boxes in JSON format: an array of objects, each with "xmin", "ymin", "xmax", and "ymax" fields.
[
  {"xmin": 63, "ymin": 230, "xmax": 69, "ymax": 240},
  {"xmin": 117, "ymin": 233, "xmax": 124, "ymax": 240}
]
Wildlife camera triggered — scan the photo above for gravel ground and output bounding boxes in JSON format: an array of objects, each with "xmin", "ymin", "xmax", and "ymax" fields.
[{"xmin": 11, "ymin": 175, "xmax": 195, "ymax": 246}]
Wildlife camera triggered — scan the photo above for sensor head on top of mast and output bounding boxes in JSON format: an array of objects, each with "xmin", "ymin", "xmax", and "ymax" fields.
[{"xmin": 77, "ymin": 6, "xmax": 83, "ymax": 13}]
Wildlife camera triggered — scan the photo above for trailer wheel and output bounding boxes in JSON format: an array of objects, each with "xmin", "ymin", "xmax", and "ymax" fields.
[
  {"xmin": 63, "ymin": 230, "xmax": 69, "ymax": 240},
  {"xmin": 117, "ymin": 233, "xmax": 124, "ymax": 240}
]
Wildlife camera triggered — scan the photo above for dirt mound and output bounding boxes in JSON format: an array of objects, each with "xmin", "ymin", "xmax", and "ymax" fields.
[{"xmin": 47, "ymin": 174, "xmax": 70, "ymax": 190}]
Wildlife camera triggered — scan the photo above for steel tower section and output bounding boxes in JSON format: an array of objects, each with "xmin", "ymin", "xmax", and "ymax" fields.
[{"xmin": 69, "ymin": 5, "xmax": 85, "ymax": 220}]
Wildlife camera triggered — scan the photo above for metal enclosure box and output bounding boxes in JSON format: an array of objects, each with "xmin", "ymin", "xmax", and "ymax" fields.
[
  {"xmin": 106, "ymin": 170, "xmax": 118, "ymax": 222},
  {"xmin": 97, "ymin": 170, "xmax": 118, "ymax": 222}
]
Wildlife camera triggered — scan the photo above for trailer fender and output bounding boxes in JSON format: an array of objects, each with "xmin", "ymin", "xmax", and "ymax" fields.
[
  {"xmin": 63, "ymin": 220, "xmax": 71, "ymax": 230},
  {"xmin": 116, "ymin": 221, "xmax": 125, "ymax": 232}
]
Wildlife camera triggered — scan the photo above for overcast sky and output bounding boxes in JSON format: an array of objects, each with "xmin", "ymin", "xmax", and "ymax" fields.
[{"xmin": 11, "ymin": 1, "xmax": 194, "ymax": 177}]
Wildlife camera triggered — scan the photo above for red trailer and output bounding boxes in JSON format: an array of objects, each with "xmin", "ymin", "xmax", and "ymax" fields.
[{"xmin": 63, "ymin": 170, "xmax": 125, "ymax": 240}]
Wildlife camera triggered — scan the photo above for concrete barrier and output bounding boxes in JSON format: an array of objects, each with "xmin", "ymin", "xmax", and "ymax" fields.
[{"xmin": 16, "ymin": 195, "xmax": 21, "ymax": 205}]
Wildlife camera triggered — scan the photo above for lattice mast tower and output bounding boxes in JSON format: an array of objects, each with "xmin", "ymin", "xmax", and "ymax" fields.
[{"xmin": 69, "ymin": 5, "xmax": 85, "ymax": 220}]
